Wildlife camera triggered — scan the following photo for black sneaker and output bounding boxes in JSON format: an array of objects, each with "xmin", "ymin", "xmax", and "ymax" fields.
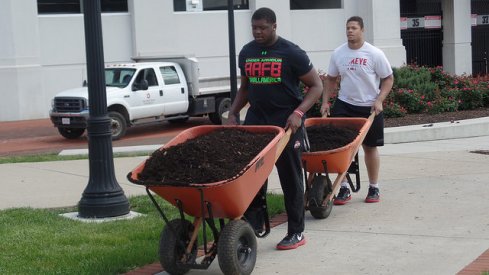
[
  {"xmin": 365, "ymin": 186, "xmax": 380, "ymax": 203},
  {"xmin": 333, "ymin": 186, "xmax": 351, "ymax": 205},
  {"xmin": 276, "ymin": 232, "xmax": 306, "ymax": 250}
]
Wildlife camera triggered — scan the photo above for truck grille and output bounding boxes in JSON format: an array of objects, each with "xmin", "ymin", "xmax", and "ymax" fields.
[{"xmin": 53, "ymin": 97, "xmax": 86, "ymax": 113}]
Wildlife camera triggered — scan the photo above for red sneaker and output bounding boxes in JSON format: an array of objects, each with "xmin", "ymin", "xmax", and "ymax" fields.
[
  {"xmin": 276, "ymin": 233, "xmax": 306, "ymax": 250},
  {"xmin": 365, "ymin": 186, "xmax": 380, "ymax": 203},
  {"xmin": 333, "ymin": 187, "xmax": 351, "ymax": 205}
]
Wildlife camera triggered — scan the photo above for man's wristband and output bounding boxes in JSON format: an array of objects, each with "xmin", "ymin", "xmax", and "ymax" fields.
[{"xmin": 293, "ymin": 109, "xmax": 304, "ymax": 118}]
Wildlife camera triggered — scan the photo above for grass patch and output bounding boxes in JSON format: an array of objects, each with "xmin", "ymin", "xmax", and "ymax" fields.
[
  {"xmin": 0, "ymin": 193, "xmax": 285, "ymax": 274},
  {"xmin": 0, "ymin": 151, "xmax": 151, "ymax": 164}
]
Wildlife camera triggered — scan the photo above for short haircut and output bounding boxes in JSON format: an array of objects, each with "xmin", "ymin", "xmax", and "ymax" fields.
[
  {"xmin": 347, "ymin": 16, "xmax": 364, "ymax": 29},
  {"xmin": 252, "ymin": 7, "xmax": 276, "ymax": 24}
]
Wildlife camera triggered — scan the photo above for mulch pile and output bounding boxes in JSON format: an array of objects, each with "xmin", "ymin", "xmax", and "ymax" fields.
[
  {"xmin": 136, "ymin": 124, "xmax": 359, "ymax": 186},
  {"xmin": 306, "ymin": 124, "xmax": 359, "ymax": 152},
  {"xmin": 137, "ymin": 128, "xmax": 275, "ymax": 185}
]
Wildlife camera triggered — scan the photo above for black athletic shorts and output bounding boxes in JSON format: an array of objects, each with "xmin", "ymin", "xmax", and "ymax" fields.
[{"xmin": 330, "ymin": 99, "xmax": 384, "ymax": 147}]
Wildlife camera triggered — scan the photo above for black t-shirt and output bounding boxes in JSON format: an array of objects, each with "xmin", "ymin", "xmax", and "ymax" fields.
[{"xmin": 239, "ymin": 37, "xmax": 313, "ymax": 126}]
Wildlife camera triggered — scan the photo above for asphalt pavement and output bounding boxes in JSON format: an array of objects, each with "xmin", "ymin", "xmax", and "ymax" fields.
[{"xmin": 1, "ymin": 117, "xmax": 489, "ymax": 274}]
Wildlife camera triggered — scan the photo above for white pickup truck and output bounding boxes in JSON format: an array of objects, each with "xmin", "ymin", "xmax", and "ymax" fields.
[{"xmin": 49, "ymin": 56, "xmax": 231, "ymax": 140}]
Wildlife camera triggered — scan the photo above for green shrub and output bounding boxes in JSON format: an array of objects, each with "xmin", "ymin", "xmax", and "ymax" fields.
[
  {"xmin": 304, "ymin": 64, "xmax": 487, "ymax": 119},
  {"xmin": 427, "ymin": 97, "xmax": 459, "ymax": 114},
  {"xmin": 429, "ymin": 66, "xmax": 455, "ymax": 88},
  {"xmin": 391, "ymin": 88, "xmax": 425, "ymax": 113},
  {"xmin": 440, "ymin": 87, "xmax": 460, "ymax": 100},
  {"xmin": 394, "ymin": 66, "xmax": 431, "ymax": 89},
  {"xmin": 457, "ymin": 87, "xmax": 484, "ymax": 110},
  {"xmin": 479, "ymin": 83, "xmax": 489, "ymax": 106},
  {"xmin": 383, "ymin": 100, "xmax": 407, "ymax": 118},
  {"xmin": 483, "ymin": 91, "xmax": 489, "ymax": 107}
]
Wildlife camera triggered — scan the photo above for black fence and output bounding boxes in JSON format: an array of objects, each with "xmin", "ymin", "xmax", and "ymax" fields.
[
  {"xmin": 472, "ymin": 25, "xmax": 489, "ymax": 76},
  {"xmin": 401, "ymin": 28, "xmax": 443, "ymax": 67},
  {"xmin": 472, "ymin": 1, "xmax": 489, "ymax": 76},
  {"xmin": 400, "ymin": 0, "xmax": 443, "ymax": 67}
]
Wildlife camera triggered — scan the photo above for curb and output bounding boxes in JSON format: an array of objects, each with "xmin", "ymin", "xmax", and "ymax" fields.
[
  {"xmin": 58, "ymin": 145, "xmax": 160, "ymax": 156},
  {"xmin": 384, "ymin": 116, "xmax": 489, "ymax": 143}
]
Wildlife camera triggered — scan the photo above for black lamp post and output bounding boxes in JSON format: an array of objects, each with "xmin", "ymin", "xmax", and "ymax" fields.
[
  {"xmin": 78, "ymin": 0, "xmax": 130, "ymax": 218},
  {"xmin": 227, "ymin": 0, "xmax": 238, "ymax": 104}
]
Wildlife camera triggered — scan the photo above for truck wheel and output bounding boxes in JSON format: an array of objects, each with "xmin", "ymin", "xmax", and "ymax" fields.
[
  {"xmin": 218, "ymin": 219, "xmax": 257, "ymax": 275},
  {"xmin": 108, "ymin": 111, "xmax": 127, "ymax": 140},
  {"xmin": 160, "ymin": 219, "xmax": 197, "ymax": 275},
  {"xmin": 57, "ymin": 127, "xmax": 85, "ymax": 139},
  {"xmin": 209, "ymin": 97, "xmax": 231, "ymax": 125}
]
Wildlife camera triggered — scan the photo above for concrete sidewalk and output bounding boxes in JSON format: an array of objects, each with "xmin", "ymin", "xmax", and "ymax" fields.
[
  {"xmin": 1, "ymin": 118, "xmax": 489, "ymax": 274},
  {"xmin": 179, "ymin": 136, "xmax": 489, "ymax": 275}
]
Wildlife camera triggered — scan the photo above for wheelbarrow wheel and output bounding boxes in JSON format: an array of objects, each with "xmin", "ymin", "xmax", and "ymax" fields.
[
  {"xmin": 218, "ymin": 219, "xmax": 257, "ymax": 275},
  {"xmin": 159, "ymin": 219, "xmax": 197, "ymax": 275},
  {"xmin": 308, "ymin": 175, "xmax": 333, "ymax": 219}
]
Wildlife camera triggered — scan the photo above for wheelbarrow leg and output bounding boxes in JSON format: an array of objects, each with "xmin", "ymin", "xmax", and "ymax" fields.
[
  {"xmin": 324, "ymin": 171, "xmax": 348, "ymax": 203},
  {"xmin": 188, "ymin": 218, "xmax": 202, "ymax": 255},
  {"xmin": 304, "ymin": 172, "xmax": 315, "ymax": 210},
  {"xmin": 346, "ymin": 153, "xmax": 361, "ymax": 192}
]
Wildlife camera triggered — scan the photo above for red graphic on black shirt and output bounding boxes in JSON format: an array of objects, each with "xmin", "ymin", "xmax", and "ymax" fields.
[{"xmin": 245, "ymin": 58, "xmax": 283, "ymax": 84}]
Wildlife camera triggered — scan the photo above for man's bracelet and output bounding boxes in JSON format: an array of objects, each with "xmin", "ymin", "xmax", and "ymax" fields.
[{"xmin": 293, "ymin": 109, "xmax": 304, "ymax": 118}]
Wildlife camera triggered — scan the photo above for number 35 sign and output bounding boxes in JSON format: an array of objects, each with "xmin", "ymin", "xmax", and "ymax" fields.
[{"xmin": 400, "ymin": 16, "xmax": 442, "ymax": 30}]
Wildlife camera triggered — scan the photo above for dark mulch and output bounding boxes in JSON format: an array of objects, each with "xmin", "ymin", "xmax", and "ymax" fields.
[
  {"xmin": 384, "ymin": 107, "xmax": 489, "ymax": 127},
  {"xmin": 306, "ymin": 124, "xmax": 359, "ymax": 152},
  {"xmin": 137, "ymin": 128, "xmax": 275, "ymax": 185}
]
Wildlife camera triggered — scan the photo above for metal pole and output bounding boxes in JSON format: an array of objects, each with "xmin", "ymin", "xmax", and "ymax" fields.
[
  {"xmin": 485, "ymin": 51, "xmax": 488, "ymax": 75},
  {"xmin": 227, "ymin": 0, "xmax": 238, "ymax": 104},
  {"xmin": 78, "ymin": 0, "xmax": 130, "ymax": 218}
]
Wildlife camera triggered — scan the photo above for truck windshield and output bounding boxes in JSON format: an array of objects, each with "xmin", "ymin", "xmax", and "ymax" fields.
[{"xmin": 105, "ymin": 68, "xmax": 136, "ymax": 88}]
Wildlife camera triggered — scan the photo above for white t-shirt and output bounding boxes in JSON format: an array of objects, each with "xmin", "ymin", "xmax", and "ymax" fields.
[{"xmin": 327, "ymin": 42, "xmax": 393, "ymax": 107}]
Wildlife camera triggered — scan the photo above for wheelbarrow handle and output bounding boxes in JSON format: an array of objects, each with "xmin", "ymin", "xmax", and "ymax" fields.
[
  {"xmin": 368, "ymin": 112, "xmax": 376, "ymax": 123},
  {"xmin": 274, "ymin": 128, "xmax": 292, "ymax": 162}
]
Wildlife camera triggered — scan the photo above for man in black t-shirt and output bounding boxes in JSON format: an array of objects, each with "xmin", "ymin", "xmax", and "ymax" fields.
[{"xmin": 227, "ymin": 7, "xmax": 322, "ymax": 250}]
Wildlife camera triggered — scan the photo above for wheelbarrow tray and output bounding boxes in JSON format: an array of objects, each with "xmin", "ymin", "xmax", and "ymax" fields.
[
  {"xmin": 127, "ymin": 125, "xmax": 287, "ymax": 219},
  {"xmin": 302, "ymin": 117, "xmax": 372, "ymax": 174}
]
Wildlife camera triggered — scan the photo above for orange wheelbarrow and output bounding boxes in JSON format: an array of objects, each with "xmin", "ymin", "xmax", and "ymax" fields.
[
  {"xmin": 302, "ymin": 114, "xmax": 374, "ymax": 219},
  {"xmin": 127, "ymin": 125, "xmax": 291, "ymax": 275}
]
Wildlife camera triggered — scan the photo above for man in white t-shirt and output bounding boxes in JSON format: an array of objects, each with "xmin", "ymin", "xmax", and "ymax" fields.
[{"xmin": 321, "ymin": 16, "xmax": 394, "ymax": 204}]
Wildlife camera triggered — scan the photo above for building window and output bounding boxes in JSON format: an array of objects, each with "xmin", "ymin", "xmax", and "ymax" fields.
[
  {"xmin": 400, "ymin": 0, "xmax": 441, "ymax": 17},
  {"xmin": 174, "ymin": 0, "xmax": 249, "ymax": 12},
  {"xmin": 38, "ymin": 0, "xmax": 80, "ymax": 14},
  {"xmin": 38, "ymin": 0, "xmax": 128, "ymax": 14},
  {"xmin": 290, "ymin": 0, "xmax": 341, "ymax": 10},
  {"xmin": 101, "ymin": 0, "xmax": 128, "ymax": 12}
]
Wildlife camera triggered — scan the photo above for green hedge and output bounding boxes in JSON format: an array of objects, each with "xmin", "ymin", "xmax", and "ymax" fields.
[{"xmin": 304, "ymin": 65, "xmax": 489, "ymax": 118}]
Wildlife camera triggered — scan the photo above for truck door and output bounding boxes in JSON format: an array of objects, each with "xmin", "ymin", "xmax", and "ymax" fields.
[
  {"xmin": 129, "ymin": 68, "xmax": 164, "ymax": 119},
  {"xmin": 158, "ymin": 65, "xmax": 189, "ymax": 115}
]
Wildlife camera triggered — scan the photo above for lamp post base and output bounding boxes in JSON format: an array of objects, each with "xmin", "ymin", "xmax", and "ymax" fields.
[{"xmin": 78, "ymin": 190, "xmax": 130, "ymax": 218}]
